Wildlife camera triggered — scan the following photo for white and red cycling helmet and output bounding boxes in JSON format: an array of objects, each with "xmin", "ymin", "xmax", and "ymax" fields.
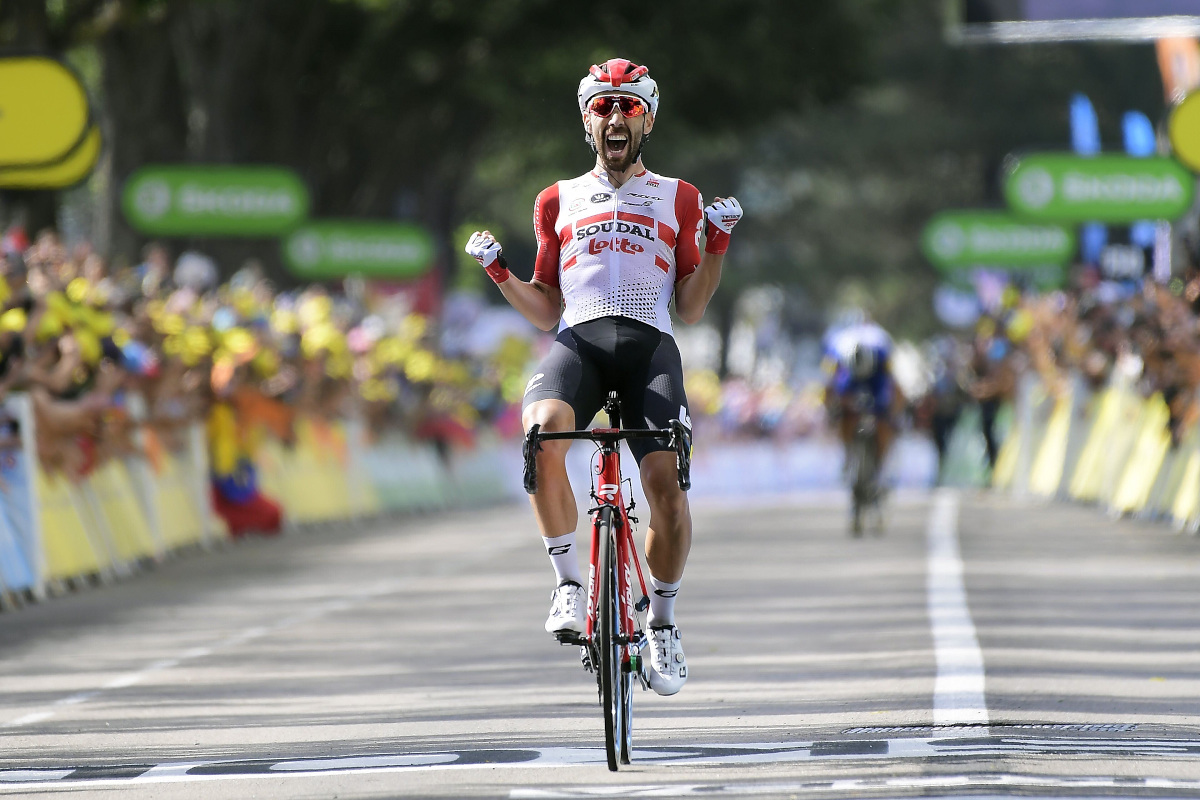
[{"xmin": 577, "ymin": 58, "xmax": 660, "ymax": 117}]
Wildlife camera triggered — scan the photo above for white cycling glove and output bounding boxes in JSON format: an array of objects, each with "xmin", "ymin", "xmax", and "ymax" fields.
[
  {"xmin": 465, "ymin": 231, "xmax": 509, "ymax": 283},
  {"xmin": 703, "ymin": 196, "xmax": 742, "ymax": 255}
]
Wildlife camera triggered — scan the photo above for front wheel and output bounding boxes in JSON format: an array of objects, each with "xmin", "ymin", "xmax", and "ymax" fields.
[{"xmin": 596, "ymin": 506, "xmax": 625, "ymax": 771}]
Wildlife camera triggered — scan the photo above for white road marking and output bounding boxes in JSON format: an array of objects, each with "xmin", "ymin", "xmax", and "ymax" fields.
[
  {"xmin": 270, "ymin": 754, "xmax": 459, "ymax": 771},
  {"xmin": 2, "ymin": 711, "xmax": 52, "ymax": 728},
  {"xmin": 0, "ymin": 770, "xmax": 73, "ymax": 783},
  {"xmin": 511, "ymin": 773, "xmax": 1200, "ymax": 797},
  {"xmin": 54, "ymin": 691, "xmax": 98, "ymax": 706},
  {"xmin": 2, "ymin": 737, "xmax": 1199, "ymax": 790},
  {"xmin": 926, "ymin": 489, "xmax": 988, "ymax": 726},
  {"xmin": 102, "ymin": 673, "xmax": 144, "ymax": 690}
]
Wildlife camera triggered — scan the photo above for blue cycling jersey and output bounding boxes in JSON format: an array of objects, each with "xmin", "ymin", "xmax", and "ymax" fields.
[{"xmin": 824, "ymin": 322, "xmax": 894, "ymax": 413}]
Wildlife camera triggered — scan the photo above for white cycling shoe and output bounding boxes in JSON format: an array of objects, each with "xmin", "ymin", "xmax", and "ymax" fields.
[
  {"xmin": 646, "ymin": 624, "xmax": 688, "ymax": 695},
  {"xmin": 544, "ymin": 580, "xmax": 586, "ymax": 635}
]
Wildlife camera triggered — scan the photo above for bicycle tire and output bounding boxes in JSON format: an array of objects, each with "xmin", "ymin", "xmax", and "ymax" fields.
[
  {"xmin": 596, "ymin": 505, "xmax": 622, "ymax": 772},
  {"xmin": 618, "ymin": 538, "xmax": 634, "ymax": 763},
  {"xmin": 851, "ymin": 427, "xmax": 880, "ymax": 536},
  {"xmin": 849, "ymin": 435, "xmax": 864, "ymax": 536}
]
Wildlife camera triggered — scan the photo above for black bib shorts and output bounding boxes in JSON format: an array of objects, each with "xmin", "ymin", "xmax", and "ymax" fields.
[{"xmin": 521, "ymin": 316, "xmax": 691, "ymax": 464}]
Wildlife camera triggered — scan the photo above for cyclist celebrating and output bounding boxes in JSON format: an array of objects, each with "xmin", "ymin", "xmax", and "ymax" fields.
[{"xmin": 465, "ymin": 58, "xmax": 741, "ymax": 696}]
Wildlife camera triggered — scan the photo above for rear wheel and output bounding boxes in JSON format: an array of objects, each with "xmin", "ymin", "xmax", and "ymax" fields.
[{"xmin": 596, "ymin": 506, "xmax": 623, "ymax": 771}]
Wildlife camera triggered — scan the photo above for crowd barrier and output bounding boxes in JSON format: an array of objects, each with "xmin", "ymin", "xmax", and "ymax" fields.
[
  {"xmin": 993, "ymin": 373, "xmax": 1200, "ymax": 530},
  {"xmin": 0, "ymin": 393, "xmax": 513, "ymax": 610}
]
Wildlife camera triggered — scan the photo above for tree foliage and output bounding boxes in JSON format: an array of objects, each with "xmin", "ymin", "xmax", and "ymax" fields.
[
  {"xmin": 717, "ymin": 1, "xmax": 1164, "ymax": 337},
  {"xmin": 1, "ymin": 0, "xmax": 890, "ymax": 278},
  {"xmin": 1, "ymin": 0, "xmax": 1165, "ymax": 342}
]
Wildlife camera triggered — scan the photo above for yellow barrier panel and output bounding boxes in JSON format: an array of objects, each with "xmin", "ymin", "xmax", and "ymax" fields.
[
  {"xmin": 322, "ymin": 423, "xmax": 353, "ymax": 520},
  {"xmin": 1068, "ymin": 388, "xmax": 1146, "ymax": 502},
  {"xmin": 1110, "ymin": 393, "xmax": 1172, "ymax": 514},
  {"xmin": 253, "ymin": 438, "xmax": 291, "ymax": 514},
  {"xmin": 1067, "ymin": 389, "xmax": 1115, "ymax": 501},
  {"xmin": 1029, "ymin": 393, "xmax": 1073, "ymax": 497},
  {"xmin": 1171, "ymin": 443, "xmax": 1200, "ymax": 528},
  {"xmin": 287, "ymin": 431, "xmax": 323, "ymax": 523},
  {"xmin": 1098, "ymin": 389, "xmax": 1149, "ymax": 505},
  {"xmin": 89, "ymin": 462, "xmax": 159, "ymax": 562},
  {"xmin": 992, "ymin": 420, "xmax": 1020, "ymax": 490},
  {"xmin": 284, "ymin": 419, "xmax": 354, "ymax": 523},
  {"xmin": 1149, "ymin": 426, "xmax": 1194, "ymax": 518},
  {"xmin": 153, "ymin": 454, "xmax": 204, "ymax": 548},
  {"xmin": 35, "ymin": 469, "xmax": 103, "ymax": 581}
]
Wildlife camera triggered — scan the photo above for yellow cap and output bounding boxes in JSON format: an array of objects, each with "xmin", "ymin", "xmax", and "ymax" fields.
[
  {"xmin": 298, "ymin": 295, "xmax": 332, "ymax": 328},
  {"xmin": 0, "ymin": 308, "xmax": 26, "ymax": 334},
  {"xmin": 252, "ymin": 349, "xmax": 280, "ymax": 378},
  {"xmin": 74, "ymin": 328, "xmax": 101, "ymax": 365},
  {"xmin": 66, "ymin": 277, "xmax": 90, "ymax": 304},
  {"xmin": 270, "ymin": 309, "xmax": 298, "ymax": 335},
  {"xmin": 404, "ymin": 349, "xmax": 436, "ymax": 382},
  {"xmin": 36, "ymin": 311, "xmax": 64, "ymax": 341},
  {"xmin": 221, "ymin": 327, "xmax": 257, "ymax": 358}
]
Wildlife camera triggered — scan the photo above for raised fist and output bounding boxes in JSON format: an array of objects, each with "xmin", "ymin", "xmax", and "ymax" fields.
[
  {"xmin": 704, "ymin": 197, "xmax": 743, "ymax": 235},
  {"xmin": 465, "ymin": 231, "xmax": 509, "ymax": 283},
  {"xmin": 703, "ymin": 196, "xmax": 742, "ymax": 255}
]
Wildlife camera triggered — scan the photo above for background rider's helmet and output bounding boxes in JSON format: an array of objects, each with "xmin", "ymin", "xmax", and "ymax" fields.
[
  {"xmin": 577, "ymin": 58, "xmax": 660, "ymax": 117},
  {"xmin": 848, "ymin": 343, "xmax": 877, "ymax": 380}
]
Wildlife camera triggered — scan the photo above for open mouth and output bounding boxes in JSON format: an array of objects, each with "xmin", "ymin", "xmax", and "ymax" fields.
[{"xmin": 604, "ymin": 131, "xmax": 629, "ymax": 160}]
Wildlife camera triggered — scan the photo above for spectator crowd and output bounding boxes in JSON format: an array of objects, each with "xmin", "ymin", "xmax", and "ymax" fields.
[{"xmin": 0, "ymin": 224, "xmax": 534, "ymax": 536}]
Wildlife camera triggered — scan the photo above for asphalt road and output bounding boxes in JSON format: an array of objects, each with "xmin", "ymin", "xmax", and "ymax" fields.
[{"xmin": 2, "ymin": 489, "xmax": 1200, "ymax": 798}]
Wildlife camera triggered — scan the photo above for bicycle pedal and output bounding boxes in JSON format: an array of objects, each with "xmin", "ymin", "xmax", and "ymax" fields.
[
  {"xmin": 555, "ymin": 631, "xmax": 587, "ymax": 646},
  {"xmin": 580, "ymin": 646, "xmax": 594, "ymax": 673}
]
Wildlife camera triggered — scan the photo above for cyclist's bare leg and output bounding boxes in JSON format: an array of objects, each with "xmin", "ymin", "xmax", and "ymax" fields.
[
  {"xmin": 639, "ymin": 450, "xmax": 691, "ymax": 583},
  {"xmin": 640, "ymin": 449, "xmax": 692, "ymax": 692},
  {"xmin": 838, "ymin": 411, "xmax": 855, "ymax": 449},
  {"xmin": 877, "ymin": 418, "xmax": 896, "ymax": 465},
  {"xmin": 522, "ymin": 399, "xmax": 578, "ymax": 539}
]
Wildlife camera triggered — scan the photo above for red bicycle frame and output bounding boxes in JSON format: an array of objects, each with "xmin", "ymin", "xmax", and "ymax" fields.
[
  {"xmin": 520, "ymin": 397, "xmax": 691, "ymax": 770},
  {"xmin": 584, "ymin": 432, "xmax": 650, "ymax": 645}
]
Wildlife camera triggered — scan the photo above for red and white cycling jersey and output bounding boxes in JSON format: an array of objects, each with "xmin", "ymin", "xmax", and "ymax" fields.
[{"xmin": 532, "ymin": 169, "xmax": 704, "ymax": 335}]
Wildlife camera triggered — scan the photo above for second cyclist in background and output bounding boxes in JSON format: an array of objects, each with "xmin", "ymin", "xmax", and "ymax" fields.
[{"xmin": 824, "ymin": 317, "xmax": 904, "ymax": 533}]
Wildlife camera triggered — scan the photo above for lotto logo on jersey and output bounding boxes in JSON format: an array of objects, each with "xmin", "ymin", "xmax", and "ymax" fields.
[
  {"xmin": 574, "ymin": 220, "xmax": 656, "ymax": 243},
  {"xmin": 589, "ymin": 237, "xmax": 644, "ymax": 255}
]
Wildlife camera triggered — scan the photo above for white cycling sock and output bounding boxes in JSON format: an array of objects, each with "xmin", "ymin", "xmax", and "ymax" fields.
[
  {"xmin": 648, "ymin": 576, "xmax": 681, "ymax": 628},
  {"xmin": 543, "ymin": 533, "xmax": 582, "ymax": 586}
]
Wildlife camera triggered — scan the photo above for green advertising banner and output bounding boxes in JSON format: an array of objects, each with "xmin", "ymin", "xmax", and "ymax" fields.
[
  {"xmin": 123, "ymin": 166, "xmax": 309, "ymax": 236},
  {"xmin": 1004, "ymin": 154, "xmax": 1195, "ymax": 223},
  {"xmin": 922, "ymin": 211, "xmax": 1075, "ymax": 270},
  {"xmin": 283, "ymin": 221, "xmax": 435, "ymax": 279}
]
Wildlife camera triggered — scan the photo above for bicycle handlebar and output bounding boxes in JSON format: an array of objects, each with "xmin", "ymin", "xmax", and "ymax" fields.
[{"xmin": 523, "ymin": 421, "xmax": 691, "ymax": 495}]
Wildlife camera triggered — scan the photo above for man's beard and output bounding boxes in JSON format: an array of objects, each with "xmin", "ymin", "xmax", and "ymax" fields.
[{"xmin": 597, "ymin": 127, "xmax": 640, "ymax": 172}]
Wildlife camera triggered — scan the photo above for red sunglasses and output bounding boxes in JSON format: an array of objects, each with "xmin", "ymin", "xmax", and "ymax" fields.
[{"xmin": 587, "ymin": 95, "xmax": 646, "ymax": 118}]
